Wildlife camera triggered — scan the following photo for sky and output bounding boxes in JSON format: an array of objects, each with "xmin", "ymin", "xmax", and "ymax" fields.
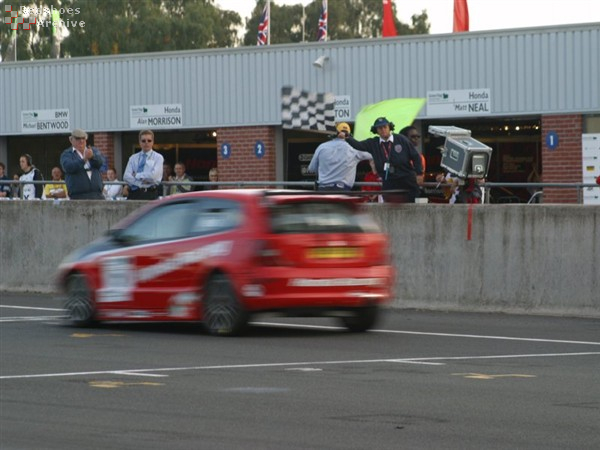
[{"xmin": 216, "ymin": 0, "xmax": 600, "ymax": 35}]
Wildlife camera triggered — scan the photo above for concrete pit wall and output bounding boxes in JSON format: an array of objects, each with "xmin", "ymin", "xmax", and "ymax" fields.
[{"xmin": 1, "ymin": 201, "xmax": 598, "ymax": 317}]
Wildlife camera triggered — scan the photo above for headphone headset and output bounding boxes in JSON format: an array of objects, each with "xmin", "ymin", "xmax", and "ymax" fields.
[
  {"xmin": 22, "ymin": 154, "xmax": 33, "ymax": 166},
  {"xmin": 370, "ymin": 122, "xmax": 395, "ymax": 134}
]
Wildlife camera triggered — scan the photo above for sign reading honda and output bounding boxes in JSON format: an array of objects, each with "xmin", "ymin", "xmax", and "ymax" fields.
[
  {"xmin": 130, "ymin": 104, "xmax": 182, "ymax": 129},
  {"xmin": 334, "ymin": 95, "xmax": 351, "ymax": 120},
  {"xmin": 426, "ymin": 89, "xmax": 491, "ymax": 117},
  {"xmin": 21, "ymin": 109, "xmax": 70, "ymax": 133}
]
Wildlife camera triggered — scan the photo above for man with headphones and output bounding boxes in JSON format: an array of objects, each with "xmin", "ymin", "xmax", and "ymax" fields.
[
  {"xmin": 18, "ymin": 154, "xmax": 44, "ymax": 200},
  {"xmin": 345, "ymin": 117, "xmax": 423, "ymax": 202},
  {"xmin": 308, "ymin": 122, "xmax": 375, "ymax": 191}
]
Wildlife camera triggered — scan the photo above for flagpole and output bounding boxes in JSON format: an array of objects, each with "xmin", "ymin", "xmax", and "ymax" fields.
[
  {"xmin": 267, "ymin": 0, "xmax": 271, "ymax": 46},
  {"xmin": 323, "ymin": 0, "xmax": 327, "ymax": 42}
]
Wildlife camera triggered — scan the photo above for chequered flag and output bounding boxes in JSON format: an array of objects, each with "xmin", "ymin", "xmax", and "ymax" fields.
[
  {"xmin": 4, "ymin": 5, "xmax": 36, "ymax": 30},
  {"xmin": 281, "ymin": 86, "xmax": 336, "ymax": 132}
]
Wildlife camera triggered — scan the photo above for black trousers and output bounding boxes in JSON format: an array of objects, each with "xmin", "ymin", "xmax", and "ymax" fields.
[
  {"xmin": 127, "ymin": 187, "xmax": 159, "ymax": 200},
  {"xmin": 382, "ymin": 175, "xmax": 419, "ymax": 203}
]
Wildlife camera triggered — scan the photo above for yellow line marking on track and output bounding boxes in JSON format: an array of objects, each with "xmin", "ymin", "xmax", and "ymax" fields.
[
  {"xmin": 89, "ymin": 380, "xmax": 164, "ymax": 389},
  {"xmin": 452, "ymin": 373, "xmax": 537, "ymax": 380},
  {"xmin": 71, "ymin": 333, "xmax": 125, "ymax": 338}
]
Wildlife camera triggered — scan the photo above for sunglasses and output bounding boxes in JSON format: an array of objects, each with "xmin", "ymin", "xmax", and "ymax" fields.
[
  {"xmin": 73, "ymin": 136, "xmax": 86, "ymax": 141},
  {"xmin": 140, "ymin": 139, "xmax": 153, "ymax": 143}
]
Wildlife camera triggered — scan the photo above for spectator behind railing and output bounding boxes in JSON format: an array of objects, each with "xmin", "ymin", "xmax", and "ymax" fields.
[
  {"xmin": 0, "ymin": 162, "xmax": 11, "ymax": 198},
  {"xmin": 123, "ymin": 129, "xmax": 163, "ymax": 201},
  {"xmin": 102, "ymin": 167, "xmax": 124, "ymax": 200},
  {"xmin": 42, "ymin": 166, "xmax": 68, "ymax": 200},
  {"xmin": 60, "ymin": 129, "xmax": 105, "ymax": 200},
  {"xmin": 160, "ymin": 163, "xmax": 173, "ymax": 197},
  {"xmin": 19, "ymin": 154, "xmax": 44, "ymax": 200},
  {"xmin": 168, "ymin": 162, "xmax": 193, "ymax": 195}
]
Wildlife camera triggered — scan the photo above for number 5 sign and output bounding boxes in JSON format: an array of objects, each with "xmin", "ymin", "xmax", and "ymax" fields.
[{"xmin": 254, "ymin": 141, "xmax": 265, "ymax": 159}]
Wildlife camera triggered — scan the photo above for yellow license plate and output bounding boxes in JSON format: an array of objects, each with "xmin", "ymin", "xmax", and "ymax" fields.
[{"xmin": 307, "ymin": 247, "xmax": 362, "ymax": 259}]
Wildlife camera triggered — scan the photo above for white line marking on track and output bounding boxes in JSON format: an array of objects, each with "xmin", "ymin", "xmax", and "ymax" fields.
[
  {"xmin": 0, "ymin": 305, "xmax": 64, "ymax": 312},
  {"xmin": 0, "ymin": 316, "xmax": 65, "ymax": 323},
  {"xmin": 370, "ymin": 329, "xmax": 600, "ymax": 346},
  {"xmin": 113, "ymin": 371, "xmax": 169, "ymax": 378},
  {"xmin": 387, "ymin": 360, "xmax": 446, "ymax": 366},
  {"xmin": 1, "ymin": 352, "xmax": 598, "ymax": 381},
  {"xmin": 252, "ymin": 321, "xmax": 600, "ymax": 346}
]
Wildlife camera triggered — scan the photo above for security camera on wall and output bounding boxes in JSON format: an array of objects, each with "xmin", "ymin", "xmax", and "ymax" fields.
[{"xmin": 428, "ymin": 125, "xmax": 492, "ymax": 179}]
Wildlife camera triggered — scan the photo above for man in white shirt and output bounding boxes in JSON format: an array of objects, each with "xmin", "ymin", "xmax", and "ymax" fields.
[
  {"xmin": 123, "ymin": 129, "xmax": 164, "ymax": 200},
  {"xmin": 102, "ymin": 167, "xmax": 124, "ymax": 200}
]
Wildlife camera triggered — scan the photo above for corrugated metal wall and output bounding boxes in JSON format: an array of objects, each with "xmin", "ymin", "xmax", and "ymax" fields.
[{"xmin": 1, "ymin": 23, "xmax": 598, "ymax": 135}]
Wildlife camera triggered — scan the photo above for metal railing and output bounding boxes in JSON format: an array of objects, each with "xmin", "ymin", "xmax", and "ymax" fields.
[{"xmin": 1, "ymin": 179, "xmax": 599, "ymax": 203}]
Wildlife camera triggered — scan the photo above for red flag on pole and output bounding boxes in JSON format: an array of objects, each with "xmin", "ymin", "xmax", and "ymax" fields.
[
  {"xmin": 453, "ymin": 0, "xmax": 469, "ymax": 32},
  {"xmin": 382, "ymin": 0, "xmax": 397, "ymax": 37}
]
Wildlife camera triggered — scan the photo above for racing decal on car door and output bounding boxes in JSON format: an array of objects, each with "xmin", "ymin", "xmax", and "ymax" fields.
[
  {"xmin": 97, "ymin": 256, "xmax": 135, "ymax": 302},
  {"xmin": 137, "ymin": 240, "xmax": 233, "ymax": 283}
]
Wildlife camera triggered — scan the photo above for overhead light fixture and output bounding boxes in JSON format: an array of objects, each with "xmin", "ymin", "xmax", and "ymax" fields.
[{"xmin": 313, "ymin": 55, "xmax": 329, "ymax": 69}]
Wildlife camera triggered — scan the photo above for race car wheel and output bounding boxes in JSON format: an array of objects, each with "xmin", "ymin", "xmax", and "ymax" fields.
[
  {"xmin": 203, "ymin": 274, "xmax": 248, "ymax": 336},
  {"xmin": 64, "ymin": 273, "xmax": 96, "ymax": 327},
  {"xmin": 340, "ymin": 306, "xmax": 379, "ymax": 332}
]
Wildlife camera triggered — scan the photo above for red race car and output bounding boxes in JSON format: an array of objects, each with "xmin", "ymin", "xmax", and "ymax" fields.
[{"xmin": 56, "ymin": 190, "xmax": 394, "ymax": 336}]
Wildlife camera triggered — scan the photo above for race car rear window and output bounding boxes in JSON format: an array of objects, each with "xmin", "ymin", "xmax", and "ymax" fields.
[{"xmin": 269, "ymin": 202, "xmax": 380, "ymax": 234}]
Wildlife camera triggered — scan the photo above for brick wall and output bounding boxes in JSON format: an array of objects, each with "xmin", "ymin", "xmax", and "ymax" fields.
[
  {"xmin": 541, "ymin": 115, "xmax": 582, "ymax": 203},
  {"xmin": 93, "ymin": 132, "xmax": 114, "ymax": 176},
  {"xmin": 216, "ymin": 126, "xmax": 276, "ymax": 184}
]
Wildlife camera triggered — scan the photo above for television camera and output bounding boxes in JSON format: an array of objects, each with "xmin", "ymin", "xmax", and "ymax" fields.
[{"xmin": 428, "ymin": 126, "xmax": 492, "ymax": 179}]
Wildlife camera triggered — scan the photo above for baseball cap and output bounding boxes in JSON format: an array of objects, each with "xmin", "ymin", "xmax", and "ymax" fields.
[
  {"xmin": 336, "ymin": 122, "xmax": 351, "ymax": 134},
  {"xmin": 372, "ymin": 117, "xmax": 391, "ymax": 128}
]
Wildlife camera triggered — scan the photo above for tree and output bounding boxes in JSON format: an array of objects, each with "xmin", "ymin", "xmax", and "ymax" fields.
[
  {"xmin": 242, "ymin": 0, "xmax": 430, "ymax": 45},
  {"xmin": 59, "ymin": 0, "xmax": 242, "ymax": 57},
  {"xmin": 0, "ymin": 0, "xmax": 56, "ymax": 61}
]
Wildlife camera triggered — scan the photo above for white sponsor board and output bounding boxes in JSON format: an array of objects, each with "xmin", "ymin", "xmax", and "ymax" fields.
[
  {"xmin": 582, "ymin": 134, "xmax": 600, "ymax": 205},
  {"xmin": 21, "ymin": 109, "xmax": 70, "ymax": 133},
  {"xmin": 427, "ymin": 89, "xmax": 491, "ymax": 117},
  {"xmin": 130, "ymin": 104, "xmax": 183, "ymax": 129},
  {"xmin": 334, "ymin": 95, "xmax": 351, "ymax": 121}
]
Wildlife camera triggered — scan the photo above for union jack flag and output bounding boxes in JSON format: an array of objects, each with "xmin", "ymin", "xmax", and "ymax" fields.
[
  {"xmin": 317, "ymin": 0, "xmax": 327, "ymax": 42},
  {"xmin": 257, "ymin": 3, "xmax": 269, "ymax": 46}
]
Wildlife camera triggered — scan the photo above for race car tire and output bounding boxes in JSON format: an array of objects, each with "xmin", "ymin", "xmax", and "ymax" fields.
[
  {"xmin": 203, "ymin": 274, "xmax": 248, "ymax": 336},
  {"xmin": 340, "ymin": 306, "xmax": 379, "ymax": 332},
  {"xmin": 64, "ymin": 273, "xmax": 96, "ymax": 327}
]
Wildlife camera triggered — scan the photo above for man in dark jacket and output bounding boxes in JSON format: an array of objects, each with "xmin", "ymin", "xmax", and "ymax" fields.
[
  {"xmin": 60, "ymin": 128, "xmax": 105, "ymax": 200},
  {"xmin": 345, "ymin": 117, "xmax": 423, "ymax": 203}
]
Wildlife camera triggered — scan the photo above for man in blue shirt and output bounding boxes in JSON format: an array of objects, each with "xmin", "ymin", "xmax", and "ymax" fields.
[
  {"xmin": 308, "ymin": 123, "xmax": 374, "ymax": 191},
  {"xmin": 124, "ymin": 129, "xmax": 164, "ymax": 200}
]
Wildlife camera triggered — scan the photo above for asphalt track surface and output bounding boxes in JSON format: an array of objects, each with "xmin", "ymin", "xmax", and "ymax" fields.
[{"xmin": 1, "ymin": 293, "xmax": 599, "ymax": 450}]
